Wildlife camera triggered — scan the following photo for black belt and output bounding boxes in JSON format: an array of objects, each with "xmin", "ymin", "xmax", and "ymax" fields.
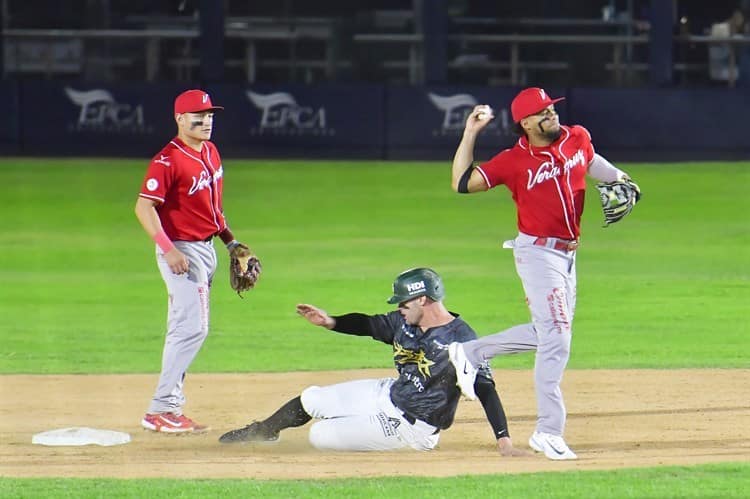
[
  {"xmin": 203, "ymin": 235, "xmax": 214, "ymax": 242},
  {"xmin": 402, "ymin": 411, "xmax": 440, "ymax": 434},
  {"xmin": 402, "ymin": 412, "xmax": 416, "ymax": 425}
]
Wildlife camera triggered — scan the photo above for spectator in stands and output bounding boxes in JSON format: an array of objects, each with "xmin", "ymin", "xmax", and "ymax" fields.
[{"xmin": 730, "ymin": 1, "xmax": 750, "ymax": 86}]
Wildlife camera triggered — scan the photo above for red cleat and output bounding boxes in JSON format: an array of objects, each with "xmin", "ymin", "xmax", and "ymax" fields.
[{"xmin": 141, "ymin": 412, "xmax": 209, "ymax": 434}]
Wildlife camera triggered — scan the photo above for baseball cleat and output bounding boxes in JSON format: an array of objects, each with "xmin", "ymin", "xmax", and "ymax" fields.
[
  {"xmin": 448, "ymin": 342, "xmax": 478, "ymax": 400},
  {"xmin": 219, "ymin": 421, "xmax": 280, "ymax": 444},
  {"xmin": 141, "ymin": 412, "xmax": 209, "ymax": 434},
  {"xmin": 529, "ymin": 431, "xmax": 577, "ymax": 460}
]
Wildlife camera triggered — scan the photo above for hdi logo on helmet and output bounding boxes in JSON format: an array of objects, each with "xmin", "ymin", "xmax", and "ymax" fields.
[
  {"xmin": 427, "ymin": 92, "xmax": 510, "ymax": 137},
  {"xmin": 387, "ymin": 268, "xmax": 445, "ymax": 304},
  {"xmin": 246, "ymin": 90, "xmax": 335, "ymax": 136},
  {"xmin": 64, "ymin": 87, "xmax": 151, "ymax": 134}
]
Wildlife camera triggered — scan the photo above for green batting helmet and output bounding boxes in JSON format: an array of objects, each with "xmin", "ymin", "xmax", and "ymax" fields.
[{"xmin": 387, "ymin": 267, "xmax": 445, "ymax": 304}]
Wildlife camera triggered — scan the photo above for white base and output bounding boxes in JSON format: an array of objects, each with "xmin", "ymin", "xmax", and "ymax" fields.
[{"xmin": 32, "ymin": 427, "xmax": 131, "ymax": 447}]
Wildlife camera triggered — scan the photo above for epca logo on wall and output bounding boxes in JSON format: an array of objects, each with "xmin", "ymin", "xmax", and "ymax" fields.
[
  {"xmin": 64, "ymin": 87, "xmax": 152, "ymax": 134},
  {"xmin": 427, "ymin": 92, "xmax": 511, "ymax": 137},
  {"xmin": 246, "ymin": 90, "xmax": 334, "ymax": 136}
]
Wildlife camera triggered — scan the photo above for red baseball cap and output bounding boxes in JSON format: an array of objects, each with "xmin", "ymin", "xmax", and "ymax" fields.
[
  {"xmin": 510, "ymin": 87, "xmax": 565, "ymax": 122},
  {"xmin": 174, "ymin": 89, "xmax": 224, "ymax": 114}
]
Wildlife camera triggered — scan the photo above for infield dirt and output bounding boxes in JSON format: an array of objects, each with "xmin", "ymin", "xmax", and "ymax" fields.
[{"xmin": 1, "ymin": 369, "xmax": 748, "ymax": 479}]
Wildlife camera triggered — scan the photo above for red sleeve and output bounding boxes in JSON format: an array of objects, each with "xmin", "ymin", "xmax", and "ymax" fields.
[
  {"xmin": 571, "ymin": 125, "xmax": 595, "ymax": 163},
  {"xmin": 476, "ymin": 149, "xmax": 512, "ymax": 188},
  {"xmin": 139, "ymin": 152, "xmax": 175, "ymax": 204}
]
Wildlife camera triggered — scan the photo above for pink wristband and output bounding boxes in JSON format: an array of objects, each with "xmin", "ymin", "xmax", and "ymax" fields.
[{"xmin": 153, "ymin": 229, "xmax": 175, "ymax": 254}]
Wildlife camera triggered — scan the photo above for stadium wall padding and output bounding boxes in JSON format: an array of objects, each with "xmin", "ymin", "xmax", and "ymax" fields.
[
  {"xmin": 9, "ymin": 81, "xmax": 750, "ymax": 161},
  {"xmin": 0, "ymin": 80, "xmax": 20, "ymax": 154}
]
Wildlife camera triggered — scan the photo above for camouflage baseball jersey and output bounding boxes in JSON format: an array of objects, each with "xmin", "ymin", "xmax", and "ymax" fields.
[{"xmin": 365, "ymin": 311, "xmax": 493, "ymax": 430}]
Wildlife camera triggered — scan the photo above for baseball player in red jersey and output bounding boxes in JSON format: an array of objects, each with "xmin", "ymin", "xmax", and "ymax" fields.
[
  {"xmin": 135, "ymin": 89, "xmax": 257, "ymax": 433},
  {"xmin": 447, "ymin": 87, "xmax": 640, "ymax": 460}
]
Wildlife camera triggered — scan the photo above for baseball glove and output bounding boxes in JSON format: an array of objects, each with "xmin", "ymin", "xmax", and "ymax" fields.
[
  {"xmin": 596, "ymin": 178, "xmax": 641, "ymax": 227},
  {"xmin": 228, "ymin": 243, "xmax": 262, "ymax": 297}
]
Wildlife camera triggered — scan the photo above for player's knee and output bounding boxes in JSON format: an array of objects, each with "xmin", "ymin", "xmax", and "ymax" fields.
[
  {"xmin": 538, "ymin": 318, "xmax": 572, "ymax": 337},
  {"xmin": 308, "ymin": 421, "xmax": 338, "ymax": 450},
  {"xmin": 168, "ymin": 328, "xmax": 209, "ymax": 349},
  {"xmin": 300, "ymin": 385, "xmax": 325, "ymax": 418}
]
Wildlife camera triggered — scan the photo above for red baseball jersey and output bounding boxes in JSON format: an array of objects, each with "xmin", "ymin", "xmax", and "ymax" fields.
[
  {"xmin": 139, "ymin": 137, "xmax": 228, "ymax": 241},
  {"xmin": 476, "ymin": 125, "xmax": 595, "ymax": 240}
]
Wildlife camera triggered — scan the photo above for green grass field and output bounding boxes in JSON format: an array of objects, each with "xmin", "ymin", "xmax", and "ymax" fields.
[
  {"xmin": 1, "ymin": 158, "xmax": 748, "ymax": 497},
  {"xmin": 3, "ymin": 463, "xmax": 750, "ymax": 499}
]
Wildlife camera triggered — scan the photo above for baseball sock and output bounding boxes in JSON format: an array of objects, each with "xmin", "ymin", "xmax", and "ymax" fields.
[{"xmin": 263, "ymin": 396, "xmax": 312, "ymax": 432}]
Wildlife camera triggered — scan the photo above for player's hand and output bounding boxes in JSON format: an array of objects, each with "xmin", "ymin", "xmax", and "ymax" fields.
[
  {"xmin": 497, "ymin": 436, "xmax": 531, "ymax": 457},
  {"xmin": 296, "ymin": 304, "xmax": 335, "ymax": 329},
  {"xmin": 165, "ymin": 248, "xmax": 189, "ymax": 275},
  {"xmin": 465, "ymin": 104, "xmax": 494, "ymax": 133}
]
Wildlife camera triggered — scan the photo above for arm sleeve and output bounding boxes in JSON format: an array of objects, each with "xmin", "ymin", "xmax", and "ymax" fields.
[
  {"xmin": 588, "ymin": 153, "xmax": 627, "ymax": 182},
  {"xmin": 330, "ymin": 313, "xmax": 374, "ymax": 336},
  {"xmin": 457, "ymin": 165, "xmax": 474, "ymax": 193},
  {"xmin": 475, "ymin": 376, "xmax": 510, "ymax": 439},
  {"xmin": 330, "ymin": 312, "xmax": 397, "ymax": 344}
]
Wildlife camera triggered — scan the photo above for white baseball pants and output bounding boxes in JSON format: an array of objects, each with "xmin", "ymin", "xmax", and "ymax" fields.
[{"xmin": 300, "ymin": 378, "xmax": 440, "ymax": 451}]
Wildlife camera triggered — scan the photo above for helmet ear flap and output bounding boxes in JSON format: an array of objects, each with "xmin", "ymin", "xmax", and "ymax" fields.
[{"xmin": 426, "ymin": 276, "xmax": 444, "ymax": 302}]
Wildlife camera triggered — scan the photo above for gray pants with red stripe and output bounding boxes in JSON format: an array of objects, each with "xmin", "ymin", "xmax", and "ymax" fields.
[
  {"xmin": 462, "ymin": 232, "xmax": 576, "ymax": 437},
  {"xmin": 147, "ymin": 240, "xmax": 217, "ymax": 415}
]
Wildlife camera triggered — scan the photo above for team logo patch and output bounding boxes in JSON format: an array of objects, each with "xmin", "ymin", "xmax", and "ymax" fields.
[
  {"xmin": 146, "ymin": 178, "xmax": 159, "ymax": 191},
  {"xmin": 376, "ymin": 412, "xmax": 399, "ymax": 437},
  {"xmin": 393, "ymin": 341, "xmax": 435, "ymax": 380}
]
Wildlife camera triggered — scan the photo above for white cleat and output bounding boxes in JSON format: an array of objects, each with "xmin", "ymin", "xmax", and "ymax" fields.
[
  {"xmin": 529, "ymin": 431, "xmax": 578, "ymax": 460},
  {"xmin": 448, "ymin": 342, "xmax": 478, "ymax": 400}
]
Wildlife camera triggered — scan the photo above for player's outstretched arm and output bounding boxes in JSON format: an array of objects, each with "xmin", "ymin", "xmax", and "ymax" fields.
[{"xmin": 296, "ymin": 304, "xmax": 335, "ymax": 329}]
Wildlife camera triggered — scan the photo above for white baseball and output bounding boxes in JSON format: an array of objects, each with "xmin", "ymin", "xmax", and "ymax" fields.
[{"xmin": 477, "ymin": 106, "xmax": 494, "ymax": 121}]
